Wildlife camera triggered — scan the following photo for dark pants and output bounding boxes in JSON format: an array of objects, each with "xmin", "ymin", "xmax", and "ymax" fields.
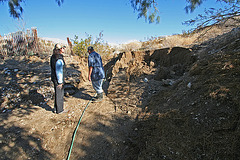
[{"xmin": 53, "ymin": 83, "xmax": 64, "ymax": 113}]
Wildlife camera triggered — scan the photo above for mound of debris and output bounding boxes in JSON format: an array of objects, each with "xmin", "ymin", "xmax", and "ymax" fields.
[
  {"xmin": 0, "ymin": 54, "xmax": 82, "ymax": 113},
  {"xmin": 1, "ymin": 25, "xmax": 240, "ymax": 159},
  {"xmin": 124, "ymin": 27, "xmax": 240, "ymax": 159}
]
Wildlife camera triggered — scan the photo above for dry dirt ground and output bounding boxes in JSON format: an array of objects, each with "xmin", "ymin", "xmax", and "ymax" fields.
[{"xmin": 1, "ymin": 27, "xmax": 240, "ymax": 160}]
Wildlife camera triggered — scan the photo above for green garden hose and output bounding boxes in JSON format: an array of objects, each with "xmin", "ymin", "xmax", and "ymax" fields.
[
  {"xmin": 66, "ymin": 93, "xmax": 96, "ymax": 160},
  {"xmin": 67, "ymin": 54, "xmax": 120, "ymax": 159}
]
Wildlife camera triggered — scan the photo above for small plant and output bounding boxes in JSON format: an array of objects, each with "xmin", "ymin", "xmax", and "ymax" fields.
[{"xmin": 72, "ymin": 31, "xmax": 114, "ymax": 58}]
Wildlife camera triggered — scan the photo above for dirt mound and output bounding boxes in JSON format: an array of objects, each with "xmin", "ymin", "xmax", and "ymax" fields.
[
  {"xmin": 1, "ymin": 27, "xmax": 240, "ymax": 160},
  {"xmin": 125, "ymin": 27, "xmax": 240, "ymax": 160}
]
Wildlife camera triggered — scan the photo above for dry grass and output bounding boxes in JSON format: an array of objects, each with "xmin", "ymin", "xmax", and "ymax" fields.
[
  {"xmin": 122, "ymin": 41, "xmax": 142, "ymax": 52},
  {"xmin": 117, "ymin": 24, "xmax": 237, "ymax": 52}
]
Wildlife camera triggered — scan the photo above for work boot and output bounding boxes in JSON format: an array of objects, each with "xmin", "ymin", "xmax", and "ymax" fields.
[{"xmin": 92, "ymin": 93, "xmax": 103, "ymax": 103}]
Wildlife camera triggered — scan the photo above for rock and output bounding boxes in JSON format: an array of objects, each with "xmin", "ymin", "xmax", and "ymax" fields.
[{"xmin": 144, "ymin": 78, "xmax": 148, "ymax": 82}]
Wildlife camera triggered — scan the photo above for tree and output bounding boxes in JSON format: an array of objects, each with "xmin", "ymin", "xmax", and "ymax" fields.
[
  {"xmin": 131, "ymin": 0, "xmax": 240, "ymax": 25},
  {"xmin": 130, "ymin": 0, "xmax": 160, "ymax": 23},
  {"xmin": 130, "ymin": 0, "xmax": 211, "ymax": 23},
  {"xmin": 2, "ymin": 0, "xmax": 240, "ymax": 28},
  {"xmin": 184, "ymin": 0, "xmax": 240, "ymax": 29},
  {"xmin": 0, "ymin": 0, "xmax": 64, "ymax": 18},
  {"xmin": 0, "ymin": 0, "xmax": 24, "ymax": 18}
]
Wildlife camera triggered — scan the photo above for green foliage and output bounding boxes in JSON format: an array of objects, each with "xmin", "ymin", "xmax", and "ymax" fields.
[
  {"xmin": 72, "ymin": 31, "xmax": 114, "ymax": 58},
  {"xmin": 184, "ymin": 0, "xmax": 240, "ymax": 29},
  {"xmin": 3, "ymin": 0, "xmax": 240, "ymax": 26},
  {"xmin": 1, "ymin": 0, "xmax": 24, "ymax": 18},
  {"xmin": 131, "ymin": 0, "xmax": 240, "ymax": 24},
  {"xmin": 72, "ymin": 34, "xmax": 92, "ymax": 57},
  {"xmin": 185, "ymin": 0, "xmax": 240, "ymax": 13},
  {"xmin": 185, "ymin": 0, "xmax": 204, "ymax": 13},
  {"xmin": 55, "ymin": 0, "xmax": 64, "ymax": 6},
  {"xmin": 1, "ymin": 0, "xmax": 64, "ymax": 19},
  {"xmin": 131, "ymin": 0, "xmax": 160, "ymax": 23}
]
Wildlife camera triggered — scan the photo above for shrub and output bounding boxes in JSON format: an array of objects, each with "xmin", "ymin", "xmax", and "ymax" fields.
[{"xmin": 72, "ymin": 31, "xmax": 114, "ymax": 58}]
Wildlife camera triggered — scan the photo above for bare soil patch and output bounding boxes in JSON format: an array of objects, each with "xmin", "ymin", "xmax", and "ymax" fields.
[{"xmin": 1, "ymin": 27, "xmax": 240, "ymax": 160}]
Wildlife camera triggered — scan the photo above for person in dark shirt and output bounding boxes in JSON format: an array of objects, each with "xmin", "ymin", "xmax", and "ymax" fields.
[
  {"xmin": 50, "ymin": 44, "xmax": 67, "ymax": 114},
  {"xmin": 87, "ymin": 46, "xmax": 105, "ymax": 102}
]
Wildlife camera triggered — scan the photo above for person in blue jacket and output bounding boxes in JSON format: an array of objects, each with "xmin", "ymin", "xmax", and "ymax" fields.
[
  {"xmin": 50, "ymin": 44, "xmax": 67, "ymax": 113},
  {"xmin": 87, "ymin": 46, "xmax": 105, "ymax": 102}
]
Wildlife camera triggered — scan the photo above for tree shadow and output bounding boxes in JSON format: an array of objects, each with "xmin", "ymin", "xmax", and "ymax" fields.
[
  {"xmin": 0, "ymin": 59, "xmax": 55, "ymax": 117},
  {"xmin": 103, "ymin": 47, "xmax": 197, "ymax": 112},
  {"xmin": 28, "ymin": 89, "xmax": 53, "ymax": 111},
  {"xmin": 72, "ymin": 87, "xmax": 92, "ymax": 100},
  {"xmin": 0, "ymin": 56, "xmax": 84, "ymax": 115},
  {"xmin": 0, "ymin": 125, "xmax": 54, "ymax": 159},
  {"xmin": 58, "ymin": 48, "xmax": 197, "ymax": 160},
  {"xmin": 66, "ymin": 112, "xmax": 137, "ymax": 160},
  {"xmin": 0, "ymin": 56, "xmax": 84, "ymax": 159}
]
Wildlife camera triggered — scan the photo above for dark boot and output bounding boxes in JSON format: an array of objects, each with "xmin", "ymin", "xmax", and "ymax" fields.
[{"xmin": 92, "ymin": 93, "xmax": 103, "ymax": 103}]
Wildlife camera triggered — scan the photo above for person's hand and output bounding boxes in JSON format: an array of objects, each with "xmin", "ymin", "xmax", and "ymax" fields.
[
  {"xmin": 57, "ymin": 84, "xmax": 63, "ymax": 89},
  {"xmin": 88, "ymin": 76, "xmax": 91, "ymax": 82}
]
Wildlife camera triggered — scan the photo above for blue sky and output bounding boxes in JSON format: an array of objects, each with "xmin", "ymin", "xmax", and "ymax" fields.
[{"xmin": 0, "ymin": 0, "xmax": 224, "ymax": 44}]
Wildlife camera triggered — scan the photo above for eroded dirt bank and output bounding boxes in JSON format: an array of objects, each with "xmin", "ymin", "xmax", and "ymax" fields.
[
  {"xmin": 1, "ymin": 27, "xmax": 240, "ymax": 160},
  {"xmin": 125, "ymin": 28, "xmax": 240, "ymax": 160}
]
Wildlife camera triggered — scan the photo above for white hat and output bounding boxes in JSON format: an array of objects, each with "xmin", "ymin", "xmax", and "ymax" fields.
[{"xmin": 54, "ymin": 43, "xmax": 66, "ymax": 50}]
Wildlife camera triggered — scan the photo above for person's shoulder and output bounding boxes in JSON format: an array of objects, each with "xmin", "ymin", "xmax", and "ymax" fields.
[
  {"xmin": 93, "ymin": 51, "xmax": 101, "ymax": 56},
  {"xmin": 88, "ymin": 53, "xmax": 93, "ymax": 57},
  {"xmin": 89, "ymin": 52, "xmax": 97, "ymax": 56},
  {"xmin": 92, "ymin": 51, "xmax": 98, "ymax": 54},
  {"xmin": 50, "ymin": 55, "xmax": 55, "ymax": 61},
  {"xmin": 56, "ymin": 59, "xmax": 64, "ymax": 64}
]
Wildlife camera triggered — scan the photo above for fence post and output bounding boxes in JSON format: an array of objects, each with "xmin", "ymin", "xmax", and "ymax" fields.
[
  {"xmin": 67, "ymin": 37, "xmax": 73, "ymax": 55},
  {"xmin": 32, "ymin": 27, "xmax": 39, "ymax": 53}
]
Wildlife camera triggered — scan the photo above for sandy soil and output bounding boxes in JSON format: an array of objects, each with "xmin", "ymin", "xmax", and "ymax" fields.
[{"xmin": 1, "ymin": 27, "xmax": 240, "ymax": 160}]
